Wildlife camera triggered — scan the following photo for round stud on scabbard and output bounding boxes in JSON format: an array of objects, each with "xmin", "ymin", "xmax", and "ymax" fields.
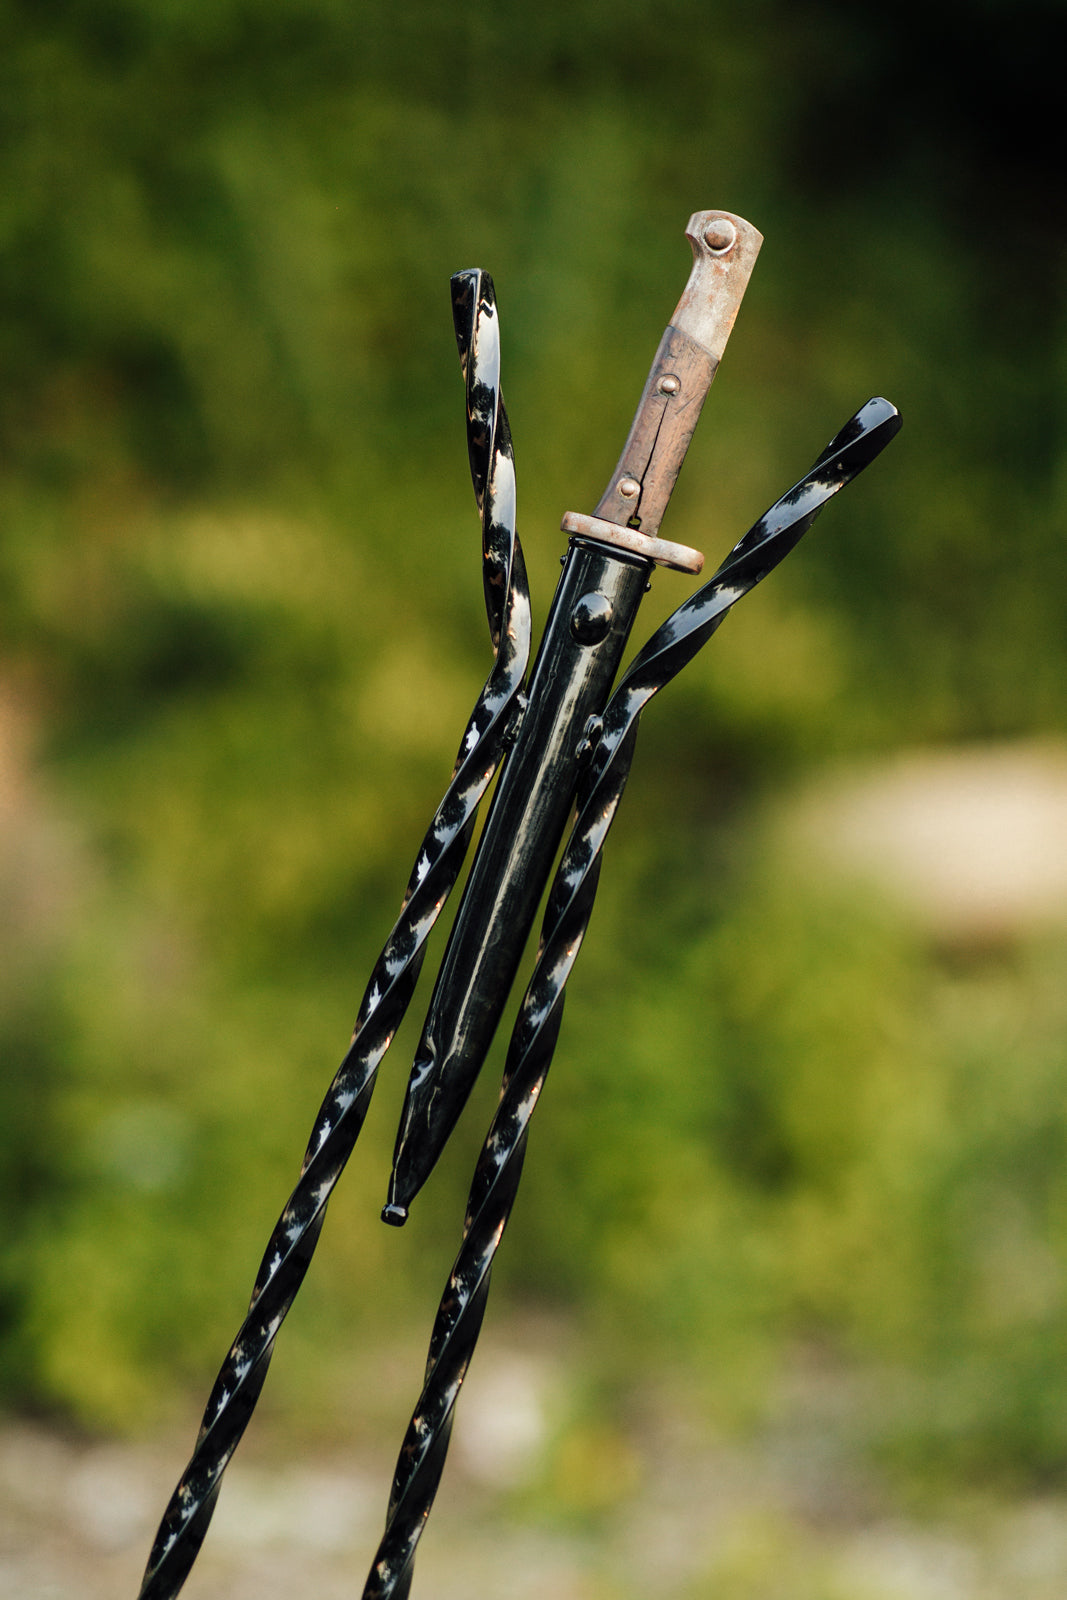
[{"xmin": 570, "ymin": 592, "xmax": 614, "ymax": 644}]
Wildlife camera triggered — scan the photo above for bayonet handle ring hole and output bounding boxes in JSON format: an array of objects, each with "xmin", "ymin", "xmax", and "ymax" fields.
[{"xmin": 703, "ymin": 218, "xmax": 737, "ymax": 253}]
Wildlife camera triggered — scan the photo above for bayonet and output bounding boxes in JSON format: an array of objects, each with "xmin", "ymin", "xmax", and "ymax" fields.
[{"xmin": 383, "ymin": 210, "xmax": 763, "ymax": 1222}]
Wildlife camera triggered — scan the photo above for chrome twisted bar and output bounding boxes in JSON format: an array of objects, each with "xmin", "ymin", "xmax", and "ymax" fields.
[
  {"xmin": 137, "ymin": 273, "xmax": 531, "ymax": 1600},
  {"xmin": 358, "ymin": 397, "xmax": 901, "ymax": 1600}
]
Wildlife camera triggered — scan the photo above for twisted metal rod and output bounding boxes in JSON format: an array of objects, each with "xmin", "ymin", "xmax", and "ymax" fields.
[
  {"xmin": 137, "ymin": 272, "xmax": 531, "ymax": 1600},
  {"xmin": 360, "ymin": 397, "xmax": 901, "ymax": 1600}
]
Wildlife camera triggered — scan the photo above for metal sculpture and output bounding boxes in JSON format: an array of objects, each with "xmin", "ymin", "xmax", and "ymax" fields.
[{"xmin": 138, "ymin": 209, "xmax": 901, "ymax": 1600}]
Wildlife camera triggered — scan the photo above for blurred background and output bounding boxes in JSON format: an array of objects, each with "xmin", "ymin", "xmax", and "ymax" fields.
[{"xmin": 1, "ymin": 1, "xmax": 1065, "ymax": 1595}]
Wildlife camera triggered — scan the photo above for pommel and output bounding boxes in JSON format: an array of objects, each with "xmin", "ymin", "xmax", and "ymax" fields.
[{"xmin": 673, "ymin": 210, "xmax": 763, "ymax": 360}]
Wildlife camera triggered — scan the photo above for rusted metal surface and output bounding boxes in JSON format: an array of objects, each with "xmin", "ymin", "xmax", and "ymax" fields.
[{"xmin": 590, "ymin": 211, "xmax": 761, "ymax": 543}]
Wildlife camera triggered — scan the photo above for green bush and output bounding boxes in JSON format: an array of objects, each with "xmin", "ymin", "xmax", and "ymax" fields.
[{"xmin": 1, "ymin": 0, "xmax": 1064, "ymax": 1503}]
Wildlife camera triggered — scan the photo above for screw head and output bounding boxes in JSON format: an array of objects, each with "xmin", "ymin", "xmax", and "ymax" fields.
[
  {"xmin": 617, "ymin": 476, "xmax": 640, "ymax": 499},
  {"xmin": 658, "ymin": 374, "xmax": 681, "ymax": 395},
  {"xmin": 703, "ymin": 218, "xmax": 737, "ymax": 254}
]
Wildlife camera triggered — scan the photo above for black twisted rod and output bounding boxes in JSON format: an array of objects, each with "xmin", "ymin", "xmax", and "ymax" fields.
[
  {"xmin": 137, "ymin": 272, "xmax": 531, "ymax": 1600},
  {"xmin": 359, "ymin": 397, "xmax": 901, "ymax": 1600}
]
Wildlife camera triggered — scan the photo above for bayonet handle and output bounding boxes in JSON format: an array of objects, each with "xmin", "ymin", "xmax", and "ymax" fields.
[{"xmin": 583, "ymin": 210, "xmax": 762, "ymax": 552}]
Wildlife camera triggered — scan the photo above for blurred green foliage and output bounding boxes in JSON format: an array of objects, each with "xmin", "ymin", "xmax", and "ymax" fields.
[{"xmin": 1, "ymin": 0, "xmax": 1065, "ymax": 1514}]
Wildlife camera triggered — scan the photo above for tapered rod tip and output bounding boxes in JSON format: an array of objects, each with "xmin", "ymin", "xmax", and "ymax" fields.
[{"xmin": 381, "ymin": 1203, "xmax": 409, "ymax": 1228}]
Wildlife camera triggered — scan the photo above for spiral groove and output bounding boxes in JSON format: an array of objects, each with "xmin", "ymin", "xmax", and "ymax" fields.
[
  {"xmin": 137, "ymin": 273, "xmax": 531, "ymax": 1600},
  {"xmin": 359, "ymin": 398, "xmax": 901, "ymax": 1600}
]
